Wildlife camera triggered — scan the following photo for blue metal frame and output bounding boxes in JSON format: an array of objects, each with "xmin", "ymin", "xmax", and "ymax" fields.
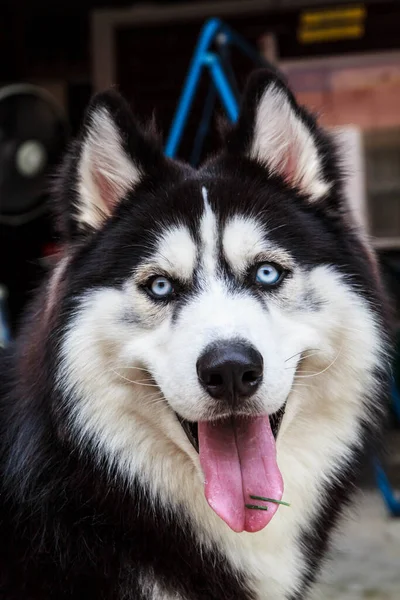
[
  {"xmin": 0, "ymin": 285, "xmax": 11, "ymax": 348},
  {"xmin": 165, "ymin": 17, "xmax": 272, "ymax": 159},
  {"xmin": 374, "ymin": 380, "xmax": 400, "ymax": 516},
  {"xmin": 205, "ymin": 53, "xmax": 239, "ymax": 122},
  {"xmin": 375, "ymin": 459, "xmax": 400, "ymax": 517}
]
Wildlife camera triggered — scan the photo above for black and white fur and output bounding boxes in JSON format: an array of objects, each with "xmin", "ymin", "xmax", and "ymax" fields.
[{"xmin": 0, "ymin": 70, "xmax": 391, "ymax": 599}]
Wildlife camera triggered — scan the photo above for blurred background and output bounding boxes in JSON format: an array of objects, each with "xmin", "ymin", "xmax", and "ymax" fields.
[{"xmin": 0, "ymin": 0, "xmax": 400, "ymax": 597}]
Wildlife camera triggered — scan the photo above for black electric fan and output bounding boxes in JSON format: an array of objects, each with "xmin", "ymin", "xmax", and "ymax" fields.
[
  {"xmin": 0, "ymin": 84, "xmax": 68, "ymax": 225},
  {"xmin": 0, "ymin": 84, "xmax": 68, "ymax": 335}
]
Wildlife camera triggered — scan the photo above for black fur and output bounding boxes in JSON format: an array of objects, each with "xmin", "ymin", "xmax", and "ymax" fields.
[{"xmin": 0, "ymin": 70, "xmax": 391, "ymax": 599}]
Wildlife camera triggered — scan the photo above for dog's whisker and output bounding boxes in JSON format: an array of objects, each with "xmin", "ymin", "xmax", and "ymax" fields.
[
  {"xmin": 146, "ymin": 397, "xmax": 167, "ymax": 406},
  {"xmin": 284, "ymin": 352, "xmax": 323, "ymax": 369},
  {"xmin": 108, "ymin": 371, "xmax": 156, "ymax": 384},
  {"xmin": 109, "ymin": 372, "xmax": 154, "ymax": 380},
  {"xmin": 284, "ymin": 349, "xmax": 319, "ymax": 363},
  {"xmin": 293, "ymin": 348, "xmax": 343, "ymax": 379},
  {"xmin": 111, "ymin": 370, "xmax": 160, "ymax": 387},
  {"xmin": 112, "ymin": 366, "xmax": 150, "ymax": 372},
  {"xmin": 141, "ymin": 394, "xmax": 166, "ymax": 403},
  {"xmin": 294, "ymin": 369, "xmax": 334, "ymax": 375}
]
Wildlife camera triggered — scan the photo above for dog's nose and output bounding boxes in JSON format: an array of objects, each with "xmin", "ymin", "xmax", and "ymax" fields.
[{"xmin": 197, "ymin": 342, "xmax": 263, "ymax": 402}]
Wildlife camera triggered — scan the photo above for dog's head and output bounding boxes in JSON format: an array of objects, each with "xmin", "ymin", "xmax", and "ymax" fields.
[{"xmin": 49, "ymin": 71, "xmax": 384, "ymax": 534}]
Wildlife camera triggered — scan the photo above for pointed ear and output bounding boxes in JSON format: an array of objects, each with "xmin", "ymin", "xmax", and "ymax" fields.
[
  {"xmin": 227, "ymin": 70, "xmax": 332, "ymax": 202},
  {"xmin": 55, "ymin": 90, "xmax": 164, "ymax": 238}
]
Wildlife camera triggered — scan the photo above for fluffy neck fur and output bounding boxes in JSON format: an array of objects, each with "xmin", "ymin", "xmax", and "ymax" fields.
[{"xmin": 5, "ymin": 264, "xmax": 383, "ymax": 600}]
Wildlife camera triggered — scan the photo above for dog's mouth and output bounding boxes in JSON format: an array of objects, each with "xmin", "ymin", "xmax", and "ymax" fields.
[
  {"xmin": 178, "ymin": 417, "xmax": 199, "ymax": 452},
  {"xmin": 177, "ymin": 404, "xmax": 286, "ymax": 534},
  {"xmin": 178, "ymin": 404, "xmax": 286, "ymax": 454}
]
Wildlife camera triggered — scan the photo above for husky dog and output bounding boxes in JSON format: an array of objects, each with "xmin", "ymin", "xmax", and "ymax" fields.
[{"xmin": 0, "ymin": 70, "xmax": 391, "ymax": 599}]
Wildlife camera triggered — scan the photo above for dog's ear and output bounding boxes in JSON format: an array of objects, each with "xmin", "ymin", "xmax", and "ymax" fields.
[
  {"xmin": 55, "ymin": 90, "xmax": 164, "ymax": 239},
  {"xmin": 225, "ymin": 70, "xmax": 332, "ymax": 202}
]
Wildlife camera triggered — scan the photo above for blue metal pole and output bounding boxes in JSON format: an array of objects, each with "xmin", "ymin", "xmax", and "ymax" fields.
[
  {"xmin": 373, "ymin": 377, "xmax": 400, "ymax": 517},
  {"xmin": 205, "ymin": 53, "xmax": 239, "ymax": 123},
  {"xmin": 0, "ymin": 285, "xmax": 11, "ymax": 348},
  {"xmin": 374, "ymin": 459, "xmax": 400, "ymax": 516},
  {"xmin": 165, "ymin": 18, "xmax": 223, "ymax": 158},
  {"xmin": 189, "ymin": 80, "xmax": 217, "ymax": 166},
  {"xmin": 165, "ymin": 18, "xmax": 274, "ymax": 159}
]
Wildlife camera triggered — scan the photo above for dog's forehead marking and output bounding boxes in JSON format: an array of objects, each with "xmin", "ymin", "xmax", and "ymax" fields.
[
  {"xmin": 154, "ymin": 225, "xmax": 197, "ymax": 280},
  {"xmin": 222, "ymin": 215, "xmax": 266, "ymax": 274},
  {"xmin": 222, "ymin": 216, "xmax": 293, "ymax": 274},
  {"xmin": 200, "ymin": 186, "xmax": 218, "ymax": 278}
]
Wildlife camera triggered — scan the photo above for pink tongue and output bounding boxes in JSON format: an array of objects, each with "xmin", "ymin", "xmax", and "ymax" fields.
[{"xmin": 198, "ymin": 416, "xmax": 283, "ymax": 533}]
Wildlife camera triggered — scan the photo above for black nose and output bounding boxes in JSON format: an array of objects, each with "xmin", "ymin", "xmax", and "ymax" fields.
[{"xmin": 197, "ymin": 341, "xmax": 263, "ymax": 402}]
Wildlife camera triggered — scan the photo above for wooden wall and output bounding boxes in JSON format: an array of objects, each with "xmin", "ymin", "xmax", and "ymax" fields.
[{"xmin": 282, "ymin": 54, "xmax": 400, "ymax": 130}]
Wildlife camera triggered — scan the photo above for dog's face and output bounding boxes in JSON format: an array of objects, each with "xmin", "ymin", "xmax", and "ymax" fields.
[
  {"xmin": 52, "ymin": 72, "xmax": 380, "ymax": 534},
  {"xmin": 124, "ymin": 187, "xmax": 326, "ymax": 421}
]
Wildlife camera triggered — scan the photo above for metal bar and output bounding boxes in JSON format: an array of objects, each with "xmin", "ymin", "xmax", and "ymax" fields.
[
  {"xmin": 0, "ymin": 285, "xmax": 11, "ymax": 347},
  {"xmin": 374, "ymin": 459, "xmax": 400, "ymax": 517},
  {"xmin": 215, "ymin": 31, "xmax": 241, "ymax": 105},
  {"xmin": 206, "ymin": 53, "xmax": 239, "ymax": 123},
  {"xmin": 164, "ymin": 18, "xmax": 222, "ymax": 157},
  {"xmin": 165, "ymin": 17, "xmax": 278, "ymax": 158},
  {"xmin": 189, "ymin": 80, "xmax": 217, "ymax": 166},
  {"xmin": 374, "ymin": 378, "xmax": 400, "ymax": 517}
]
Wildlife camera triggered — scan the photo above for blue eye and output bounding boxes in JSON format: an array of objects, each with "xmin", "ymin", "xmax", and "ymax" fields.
[
  {"xmin": 148, "ymin": 276, "xmax": 174, "ymax": 298},
  {"xmin": 255, "ymin": 263, "xmax": 283, "ymax": 287}
]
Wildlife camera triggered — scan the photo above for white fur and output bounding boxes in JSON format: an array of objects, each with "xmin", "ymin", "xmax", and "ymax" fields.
[
  {"xmin": 138, "ymin": 572, "xmax": 183, "ymax": 600},
  {"xmin": 199, "ymin": 186, "xmax": 218, "ymax": 281},
  {"xmin": 222, "ymin": 215, "xmax": 293, "ymax": 275},
  {"xmin": 147, "ymin": 225, "xmax": 197, "ymax": 282},
  {"xmin": 250, "ymin": 84, "xmax": 331, "ymax": 202},
  {"xmin": 77, "ymin": 107, "xmax": 141, "ymax": 230},
  {"xmin": 58, "ymin": 190, "xmax": 387, "ymax": 598}
]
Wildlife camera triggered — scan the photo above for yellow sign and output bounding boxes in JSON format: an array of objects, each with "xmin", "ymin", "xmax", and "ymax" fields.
[{"xmin": 298, "ymin": 4, "xmax": 366, "ymax": 44}]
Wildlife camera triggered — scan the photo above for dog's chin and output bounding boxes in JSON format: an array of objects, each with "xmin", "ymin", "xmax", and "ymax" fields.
[{"xmin": 176, "ymin": 404, "xmax": 287, "ymax": 454}]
